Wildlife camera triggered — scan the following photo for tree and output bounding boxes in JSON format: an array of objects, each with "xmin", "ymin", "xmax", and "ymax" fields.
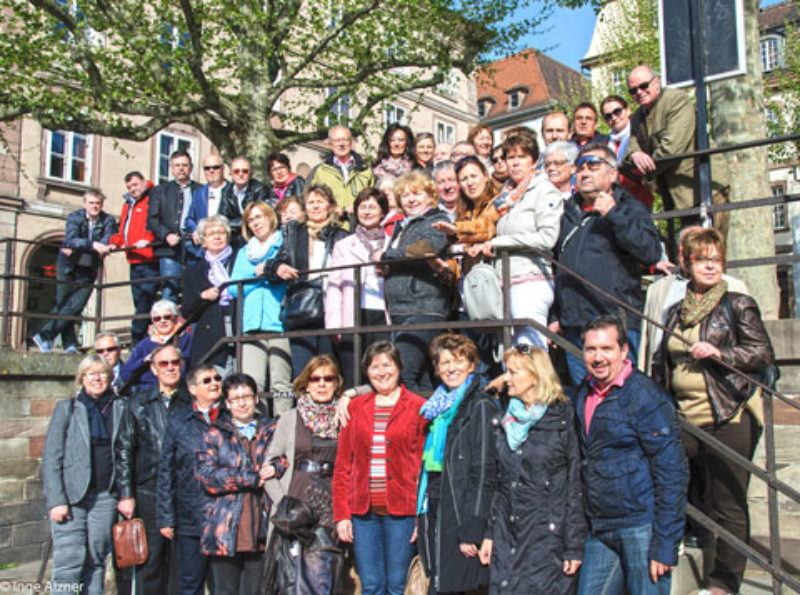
[{"xmin": 0, "ymin": 0, "xmax": 546, "ymax": 176}]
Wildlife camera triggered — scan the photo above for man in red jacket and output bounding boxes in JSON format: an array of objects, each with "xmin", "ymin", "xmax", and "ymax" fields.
[{"xmin": 110, "ymin": 171, "xmax": 159, "ymax": 343}]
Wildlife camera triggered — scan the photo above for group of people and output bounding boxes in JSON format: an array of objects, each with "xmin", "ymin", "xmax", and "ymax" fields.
[{"xmin": 38, "ymin": 63, "xmax": 772, "ymax": 595}]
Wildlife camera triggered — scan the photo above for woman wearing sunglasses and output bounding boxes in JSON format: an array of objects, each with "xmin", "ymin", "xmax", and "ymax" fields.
[
  {"xmin": 119, "ymin": 299, "xmax": 192, "ymax": 392},
  {"xmin": 262, "ymin": 355, "xmax": 347, "ymax": 593},
  {"xmin": 479, "ymin": 345, "xmax": 586, "ymax": 593}
]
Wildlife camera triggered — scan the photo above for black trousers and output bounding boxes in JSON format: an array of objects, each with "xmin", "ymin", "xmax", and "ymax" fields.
[
  {"xmin": 681, "ymin": 408, "xmax": 761, "ymax": 593},
  {"xmin": 211, "ymin": 552, "xmax": 262, "ymax": 595}
]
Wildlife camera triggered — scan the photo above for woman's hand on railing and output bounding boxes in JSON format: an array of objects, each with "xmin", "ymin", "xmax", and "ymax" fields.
[
  {"xmin": 276, "ymin": 264, "xmax": 299, "ymax": 280},
  {"xmin": 465, "ymin": 244, "xmax": 484, "ymax": 258},
  {"xmin": 255, "ymin": 263, "xmax": 266, "ymax": 276},
  {"xmin": 690, "ymin": 341, "xmax": 722, "ymax": 360},
  {"xmin": 200, "ymin": 287, "xmax": 221, "ymax": 302}
]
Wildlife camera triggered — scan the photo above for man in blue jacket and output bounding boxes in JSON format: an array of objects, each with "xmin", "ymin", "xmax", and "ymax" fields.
[
  {"xmin": 157, "ymin": 363, "xmax": 224, "ymax": 595},
  {"xmin": 573, "ymin": 317, "xmax": 688, "ymax": 595},
  {"xmin": 551, "ymin": 142, "xmax": 662, "ymax": 384},
  {"xmin": 33, "ymin": 189, "xmax": 114, "ymax": 353}
]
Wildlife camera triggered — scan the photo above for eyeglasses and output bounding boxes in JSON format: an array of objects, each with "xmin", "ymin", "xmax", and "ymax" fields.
[
  {"xmin": 152, "ymin": 314, "xmax": 175, "ymax": 323},
  {"xmin": 228, "ymin": 394, "xmax": 256, "ymax": 405},
  {"xmin": 199, "ymin": 375, "xmax": 223, "ymax": 384},
  {"xmin": 575, "ymin": 155, "xmax": 613, "ymax": 171},
  {"xmin": 602, "ymin": 106, "xmax": 625, "ymax": 122},
  {"xmin": 231, "ymin": 168, "xmax": 250, "ymax": 175},
  {"xmin": 84, "ymin": 372, "xmax": 108, "ymax": 380},
  {"xmin": 156, "ymin": 359, "xmax": 182, "ymax": 369},
  {"xmin": 308, "ymin": 375, "xmax": 337, "ymax": 384},
  {"xmin": 95, "ymin": 347, "xmax": 119, "ymax": 355},
  {"xmin": 270, "ymin": 165, "xmax": 289, "ymax": 173},
  {"xmin": 544, "ymin": 159, "xmax": 569, "ymax": 168},
  {"xmin": 690, "ymin": 256, "xmax": 724, "ymax": 266},
  {"xmin": 203, "ymin": 164, "xmax": 223, "ymax": 171},
  {"xmin": 628, "ymin": 77, "xmax": 655, "ymax": 96}
]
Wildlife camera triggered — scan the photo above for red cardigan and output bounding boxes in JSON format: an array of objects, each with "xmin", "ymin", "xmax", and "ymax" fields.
[{"xmin": 333, "ymin": 387, "xmax": 427, "ymax": 521}]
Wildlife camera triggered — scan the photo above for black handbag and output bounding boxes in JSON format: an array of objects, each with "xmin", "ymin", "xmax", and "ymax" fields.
[
  {"xmin": 280, "ymin": 278, "xmax": 325, "ymax": 330},
  {"xmin": 280, "ymin": 240, "xmax": 330, "ymax": 330}
]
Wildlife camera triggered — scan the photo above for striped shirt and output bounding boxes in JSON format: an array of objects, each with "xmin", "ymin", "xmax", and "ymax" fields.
[{"xmin": 369, "ymin": 405, "xmax": 393, "ymax": 514}]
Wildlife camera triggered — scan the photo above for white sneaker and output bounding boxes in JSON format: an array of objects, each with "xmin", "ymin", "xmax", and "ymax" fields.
[{"xmin": 32, "ymin": 333, "xmax": 53, "ymax": 353}]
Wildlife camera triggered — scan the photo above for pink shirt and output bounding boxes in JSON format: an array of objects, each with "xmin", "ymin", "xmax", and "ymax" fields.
[{"xmin": 584, "ymin": 359, "xmax": 633, "ymax": 434}]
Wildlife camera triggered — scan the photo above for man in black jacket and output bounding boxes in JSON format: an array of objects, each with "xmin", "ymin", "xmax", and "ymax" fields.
[
  {"xmin": 115, "ymin": 344, "xmax": 190, "ymax": 594},
  {"xmin": 157, "ymin": 363, "xmax": 224, "ymax": 595},
  {"xmin": 218, "ymin": 155, "xmax": 268, "ymax": 247},
  {"xmin": 551, "ymin": 143, "xmax": 662, "ymax": 385},
  {"xmin": 146, "ymin": 150, "xmax": 200, "ymax": 302},
  {"xmin": 33, "ymin": 189, "xmax": 114, "ymax": 353}
]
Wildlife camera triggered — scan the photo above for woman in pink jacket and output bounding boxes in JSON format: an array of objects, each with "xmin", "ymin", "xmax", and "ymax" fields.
[{"xmin": 326, "ymin": 188, "xmax": 391, "ymax": 387}]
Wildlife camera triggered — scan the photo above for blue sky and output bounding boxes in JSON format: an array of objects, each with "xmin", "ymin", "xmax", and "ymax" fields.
[{"xmin": 529, "ymin": 0, "xmax": 784, "ymax": 73}]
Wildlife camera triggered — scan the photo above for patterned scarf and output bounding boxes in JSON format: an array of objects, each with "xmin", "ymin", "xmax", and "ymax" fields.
[
  {"xmin": 355, "ymin": 225, "xmax": 386, "ymax": 259},
  {"xmin": 205, "ymin": 245, "xmax": 233, "ymax": 306},
  {"xmin": 502, "ymin": 398, "xmax": 547, "ymax": 451},
  {"xmin": 681, "ymin": 279, "xmax": 727, "ymax": 328},
  {"xmin": 420, "ymin": 375, "xmax": 474, "ymax": 470},
  {"xmin": 297, "ymin": 393, "xmax": 339, "ymax": 439},
  {"xmin": 493, "ymin": 172, "xmax": 533, "ymax": 217}
]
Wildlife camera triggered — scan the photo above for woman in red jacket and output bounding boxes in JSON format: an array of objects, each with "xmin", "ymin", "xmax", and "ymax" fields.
[{"xmin": 333, "ymin": 341, "xmax": 427, "ymax": 595}]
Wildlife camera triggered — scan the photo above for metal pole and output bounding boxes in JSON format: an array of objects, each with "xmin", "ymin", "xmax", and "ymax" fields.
[
  {"xmin": 2, "ymin": 238, "xmax": 14, "ymax": 345},
  {"xmin": 235, "ymin": 280, "xmax": 244, "ymax": 374},
  {"xmin": 689, "ymin": 0, "xmax": 713, "ymax": 228},
  {"xmin": 352, "ymin": 263, "xmax": 362, "ymax": 386},
  {"xmin": 501, "ymin": 250, "xmax": 512, "ymax": 347},
  {"xmin": 93, "ymin": 262, "xmax": 104, "ymax": 339},
  {"xmin": 762, "ymin": 389, "xmax": 783, "ymax": 595}
]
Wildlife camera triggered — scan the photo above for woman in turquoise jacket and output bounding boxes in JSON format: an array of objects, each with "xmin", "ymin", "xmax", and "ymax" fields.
[{"xmin": 229, "ymin": 201, "xmax": 294, "ymax": 415}]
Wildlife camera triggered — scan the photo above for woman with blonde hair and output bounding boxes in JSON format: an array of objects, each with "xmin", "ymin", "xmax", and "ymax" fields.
[
  {"xmin": 479, "ymin": 345, "xmax": 586, "ymax": 593},
  {"xmin": 373, "ymin": 171, "xmax": 453, "ymax": 393}
]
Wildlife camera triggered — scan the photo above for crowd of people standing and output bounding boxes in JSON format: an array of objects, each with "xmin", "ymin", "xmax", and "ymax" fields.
[{"xmin": 37, "ymin": 63, "xmax": 775, "ymax": 595}]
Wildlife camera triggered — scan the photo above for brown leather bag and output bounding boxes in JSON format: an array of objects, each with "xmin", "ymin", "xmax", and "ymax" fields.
[{"xmin": 112, "ymin": 518, "xmax": 149, "ymax": 568}]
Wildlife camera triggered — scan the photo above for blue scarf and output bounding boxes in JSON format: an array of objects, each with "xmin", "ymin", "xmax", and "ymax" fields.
[
  {"xmin": 501, "ymin": 398, "xmax": 547, "ymax": 451},
  {"xmin": 417, "ymin": 375, "xmax": 473, "ymax": 514},
  {"xmin": 77, "ymin": 389, "xmax": 114, "ymax": 441},
  {"xmin": 234, "ymin": 419, "xmax": 257, "ymax": 441}
]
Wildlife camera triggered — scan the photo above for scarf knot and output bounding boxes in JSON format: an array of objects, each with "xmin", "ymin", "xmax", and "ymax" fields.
[
  {"xmin": 205, "ymin": 245, "xmax": 233, "ymax": 306},
  {"xmin": 502, "ymin": 398, "xmax": 547, "ymax": 451},
  {"xmin": 297, "ymin": 393, "xmax": 339, "ymax": 439},
  {"xmin": 681, "ymin": 279, "xmax": 727, "ymax": 327}
]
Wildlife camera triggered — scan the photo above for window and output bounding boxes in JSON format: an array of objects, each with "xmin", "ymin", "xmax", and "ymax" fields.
[
  {"xmin": 46, "ymin": 130, "xmax": 91, "ymax": 184},
  {"xmin": 477, "ymin": 101, "xmax": 487, "ymax": 118},
  {"xmin": 435, "ymin": 120, "xmax": 455, "ymax": 145},
  {"xmin": 761, "ymin": 36, "xmax": 782, "ymax": 73},
  {"xmin": 771, "ymin": 183, "xmax": 788, "ymax": 230},
  {"xmin": 385, "ymin": 103, "xmax": 407, "ymax": 126},
  {"xmin": 610, "ymin": 68, "xmax": 626, "ymax": 94},
  {"xmin": 326, "ymin": 87, "xmax": 350, "ymax": 126},
  {"xmin": 156, "ymin": 132, "xmax": 196, "ymax": 184},
  {"xmin": 436, "ymin": 70, "xmax": 459, "ymax": 101},
  {"xmin": 508, "ymin": 91, "xmax": 521, "ymax": 109},
  {"xmin": 54, "ymin": 0, "xmax": 104, "ymax": 46}
]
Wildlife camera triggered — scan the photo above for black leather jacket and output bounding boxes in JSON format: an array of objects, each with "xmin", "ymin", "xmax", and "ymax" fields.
[
  {"xmin": 219, "ymin": 178, "xmax": 269, "ymax": 232},
  {"xmin": 653, "ymin": 291, "xmax": 775, "ymax": 425},
  {"xmin": 115, "ymin": 384, "xmax": 192, "ymax": 498}
]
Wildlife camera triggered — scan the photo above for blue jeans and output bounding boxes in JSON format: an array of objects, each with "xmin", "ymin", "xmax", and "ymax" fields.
[
  {"xmin": 577, "ymin": 523, "xmax": 671, "ymax": 595},
  {"xmin": 352, "ymin": 512, "xmax": 417, "ymax": 595},
  {"xmin": 50, "ymin": 490, "xmax": 118, "ymax": 594},
  {"xmin": 563, "ymin": 327, "xmax": 640, "ymax": 386},
  {"xmin": 39, "ymin": 266, "xmax": 95, "ymax": 348},
  {"xmin": 159, "ymin": 257, "xmax": 183, "ymax": 303},
  {"xmin": 175, "ymin": 534, "xmax": 210, "ymax": 595},
  {"xmin": 129, "ymin": 262, "xmax": 160, "ymax": 342}
]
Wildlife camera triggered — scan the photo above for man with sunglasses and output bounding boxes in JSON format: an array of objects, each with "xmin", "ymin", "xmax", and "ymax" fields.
[
  {"xmin": 147, "ymin": 150, "xmax": 200, "ymax": 302},
  {"xmin": 116, "ymin": 344, "xmax": 190, "ymax": 594},
  {"xmin": 184, "ymin": 153, "xmax": 232, "ymax": 263},
  {"xmin": 95, "ymin": 331, "xmax": 124, "ymax": 391},
  {"xmin": 157, "ymin": 364, "xmax": 225, "ymax": 595},
  {"xmin": 624, "ymin": 64, "xmax": 730, "ymax": 230},
  {"xmin": 219, "ymin": 155, "xmax": 268, "ymax": 247},
  {"xmin": 552, "ymin": 143, "xmax": 662, "ymax": 385}
]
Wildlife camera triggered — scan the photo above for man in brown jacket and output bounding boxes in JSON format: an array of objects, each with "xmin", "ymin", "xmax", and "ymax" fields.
[{"xmin": 624, "ymin": 64, "xmax": 729, "ymax": 234}]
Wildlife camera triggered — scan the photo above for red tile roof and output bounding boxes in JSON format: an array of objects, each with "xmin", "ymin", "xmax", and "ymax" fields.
[
  {"xmin": 476, "ymin": 49, "xmax": 586, "ymax": 120},
  {"xmin": 760, "ymin": 0, "xmax": 800, "ymax": 31}
]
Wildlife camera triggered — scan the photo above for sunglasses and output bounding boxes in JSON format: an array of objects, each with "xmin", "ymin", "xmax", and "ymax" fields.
[
  {"xmin": 203, "ymin": 164, "xmax": 223, "ymax": 171},
  {"xmin": 231, "ymin": 168, "xmax": 250, "ymax": 175},
  {"xmin": 95, "ymin": 347, "xmax": 119, "ymax": 355},
  {"xmin": 308, "ymin": 375, "xmax": 337, "ymax": 384},
  {"xmin": 198, "ymin": 374, "xmax": 222, "ymax": 384},
  {"xmin": 602, "ymin": 106, "xmax": 624, "ymax": 122},
  {"xmin": 156, "ymin": 359, "xmax": 182, "ymax": 369},
  {"xmin": 152, "ymin": 314, "xmax": 175, "ymax": 323},
  {"xmin": 512, "ymin": 344, "xmax": 535, "ymax": 356},
  {"xmin": 628, "ymin": 77, "xmax": 654, "ymax": 96},
  {"xmin": 575, "ymin": 155, "xmax": 612, "ymax": 171}
]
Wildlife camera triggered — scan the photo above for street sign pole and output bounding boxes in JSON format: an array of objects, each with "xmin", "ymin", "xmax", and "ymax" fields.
[{"xmin": 688, "ymin": 0, "xmax": 713, "ymax": 228}]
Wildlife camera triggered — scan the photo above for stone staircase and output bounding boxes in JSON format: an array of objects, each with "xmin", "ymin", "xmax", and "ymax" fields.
[{"xmin": 0, "ymin": 348, "xmax": 79, "ymax": 565}]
